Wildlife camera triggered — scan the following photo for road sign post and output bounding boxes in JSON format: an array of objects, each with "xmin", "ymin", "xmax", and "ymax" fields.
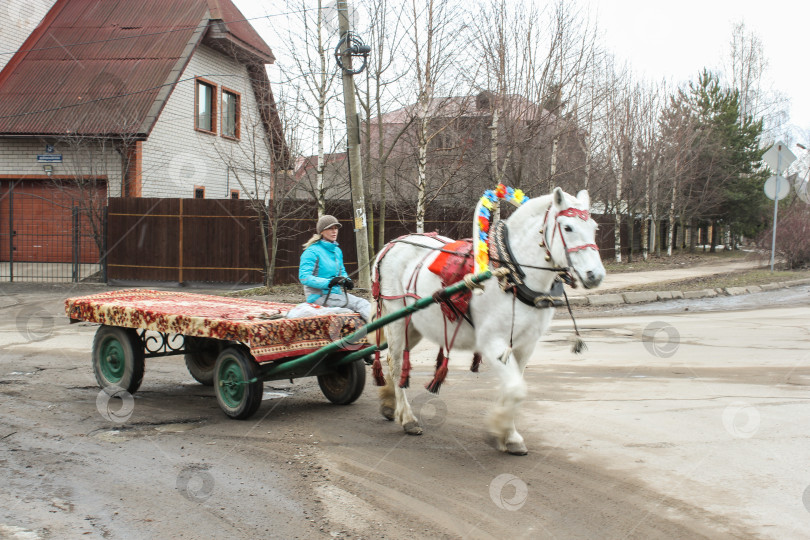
[{"xmin": 763, "ymin": 142, "xmax": 797, "ymax": 271}]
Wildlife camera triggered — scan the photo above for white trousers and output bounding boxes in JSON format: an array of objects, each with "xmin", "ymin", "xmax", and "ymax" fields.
[{"xmin": 314, "ymin": 292, "xmax": 371, "ymax": 322}]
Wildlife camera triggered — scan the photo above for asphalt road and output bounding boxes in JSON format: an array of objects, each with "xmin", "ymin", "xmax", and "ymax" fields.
[{"xmin": 1, "ymin": 283, "xmax": 809, "ymax": 539}]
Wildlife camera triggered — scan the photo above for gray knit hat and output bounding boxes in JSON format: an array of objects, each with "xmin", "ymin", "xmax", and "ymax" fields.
[{"xmin": 316, "ymin": 215, "xmax": 341, "ymax": 234}]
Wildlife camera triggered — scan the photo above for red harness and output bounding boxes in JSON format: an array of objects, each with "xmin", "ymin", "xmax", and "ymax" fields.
[
  {"xmin": 371, "ymin": 205, "xmax": 598, "ymax": 391},
  {"xmin": 371, "ymin": 233, "xmax": 473, "ymax": 391}
]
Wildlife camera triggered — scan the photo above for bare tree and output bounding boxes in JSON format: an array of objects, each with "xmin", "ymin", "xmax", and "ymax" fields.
[
  {"xmin": 274, "ymin": 0, "xmax": 345, "ymax": 215},
  {"xmin": 357, "ymin": 0, "xmax": 413, "ymax": 251},
  {"xmin": 470, "ymin": 1, "xmax": 599, "ymax": 197},
  {"xmin": 211, "ymin": 84, "xmax": 301, "ymax": 287},
  {"xmin": 600, "ymin": 62, "xmax": 636, "ymax": 263},
  {"xmin": 724, "ymin": 21, "xmax": 789, "ymax": 143},
  {"xmin": 406, "ymin": 0, "xmax": 469, "ymax": 232},
  {"xmin": 634, "ymin": 80, "xmax": 664, "ymax": 261},
  {"xmin": 54, "ymin": 135, "xmax": 124, "ymax": 264}
]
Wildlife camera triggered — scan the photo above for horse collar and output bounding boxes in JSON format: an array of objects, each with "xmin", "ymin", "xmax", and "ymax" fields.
[{"xmin": 489, "ymin": 220, "xmax": 567, "ymax": 308}]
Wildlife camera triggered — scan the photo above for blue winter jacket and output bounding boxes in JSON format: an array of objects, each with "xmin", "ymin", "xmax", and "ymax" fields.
[{"xmin": 299, "ymin": 240, "xmax": 349, "ymax": 303}]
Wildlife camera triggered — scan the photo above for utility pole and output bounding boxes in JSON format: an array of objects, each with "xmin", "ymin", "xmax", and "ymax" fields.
[{"xmin": 337, "ymin": 0, "xmax": 371, "ymax": 289}]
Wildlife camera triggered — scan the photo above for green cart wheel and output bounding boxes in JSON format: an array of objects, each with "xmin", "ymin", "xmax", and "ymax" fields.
[
  {"xmin": 184, "ymin": 336, "xmax": 220, "ymax": 386},
  {"xmin": 214, "ymin": 347, "xmax": 263, "ymax": 419},
  {"xmin": 92, "ymin": 326, "xmax": 145, "ymax": 394},
  {"xmin": 318, "ymin": 358, "xmax": 366, "ymax": 405}
]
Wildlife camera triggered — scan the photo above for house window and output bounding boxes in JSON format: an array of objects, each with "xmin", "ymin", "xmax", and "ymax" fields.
[
  {"xmin": 194, "ymin": 186, "xmax": 205, "ymax": 199},
  {"xmin": 230, "ymin": 189, "xmax": 240, "ymax": 200},
  {"xmin": 221, "ymin": 88, "xmax": 241, "ymax": 139},
  {"xmin": 195, "ymin": 78, "xmax": 217, "ymax": 133}
]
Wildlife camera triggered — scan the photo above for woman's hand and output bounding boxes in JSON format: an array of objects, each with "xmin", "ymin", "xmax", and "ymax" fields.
[{"xmin": 328, "ymin": 276, "xmax": 354, "ymax": 290}]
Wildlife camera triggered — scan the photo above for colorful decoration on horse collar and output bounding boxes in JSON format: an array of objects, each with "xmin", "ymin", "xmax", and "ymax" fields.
[{"xmin": 474, "ymin": 184, "xmax": 528, "ymax": 273}]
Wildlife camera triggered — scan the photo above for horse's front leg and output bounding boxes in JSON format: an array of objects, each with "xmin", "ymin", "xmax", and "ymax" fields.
[{"xmin": 483, "ymin": 343, "xmax": 529, "ymax": 455}]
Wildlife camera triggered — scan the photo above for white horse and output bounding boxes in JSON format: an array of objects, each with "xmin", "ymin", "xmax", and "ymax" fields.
[{"xmin": 371, "ymin": 187, "xmax": 605, "ymax": 455}]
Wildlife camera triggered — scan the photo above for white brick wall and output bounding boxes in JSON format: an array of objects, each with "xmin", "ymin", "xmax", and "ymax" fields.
[
  {"xmin": 0, "ymin": 138, "xmax": 123, "ymax": 196},
  {"xmin": 141, "ymin": 44, "xmax": 276, "ymax": 200},
  {"xmin": 0, "ymin": 0, "xmax": 56, "ymax": 74}
]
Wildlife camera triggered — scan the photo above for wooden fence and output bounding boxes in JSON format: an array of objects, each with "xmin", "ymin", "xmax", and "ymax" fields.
[
  {"xmin": 107, "ymin": 198, "xmax": 266, "ymax": 283},
  {"xmin": 107, "ymin": 197, "xmax": 653, "ymax": 285},
  {"xmin": 270, "ymin": 201, "xmax": 474, "ymax": 284}
]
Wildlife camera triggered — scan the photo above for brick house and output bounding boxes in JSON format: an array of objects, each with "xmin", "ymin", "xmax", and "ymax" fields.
[
  {"xmin": 0, "ymin": 0, "xmax": 288, "ymax": 267},
  {"xmin": 365, "ymin": 91, "xmax": 586, "ymax": 206}
]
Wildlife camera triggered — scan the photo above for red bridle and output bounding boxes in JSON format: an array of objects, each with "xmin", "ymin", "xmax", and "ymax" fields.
[{"xmin": 544, "ymin": 206, "xmax": 599, "ymax": 255}]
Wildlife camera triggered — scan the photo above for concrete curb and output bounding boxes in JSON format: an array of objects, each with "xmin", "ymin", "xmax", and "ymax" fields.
[{"xmin": 576, "ymin": 278, "xmax": 810, "ymax": 307}]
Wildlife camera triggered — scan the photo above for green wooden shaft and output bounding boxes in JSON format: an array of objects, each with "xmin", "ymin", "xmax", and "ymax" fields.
[
  {"xmin": 258, "ymin": 271, "xmax": 492, "ymax": 379},
  {"xmin": 335, "ymin": 342, "xmax": 388, "ymax": 366}
]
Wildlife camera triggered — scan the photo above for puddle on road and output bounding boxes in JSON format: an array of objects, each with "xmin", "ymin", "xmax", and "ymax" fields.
[
  {"xmin": 91, "ymin": 420, "xmax": 203, "ymax": 442},
  {"xmin": 94, "ymin": 430, "xmax": 129, "ymax": 442},
  {"xmin": 0, "ymin": 524, "xmax": 41, "ymax": 540},
  {"xmin": 263, "ymin": 390, "xmax": 293, "ymax": 401},
  {"xmin": 154, "ymin": 423, "xmax": 198, "ymax": 433}
]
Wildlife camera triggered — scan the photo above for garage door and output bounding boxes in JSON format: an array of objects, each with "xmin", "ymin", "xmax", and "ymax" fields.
[{"xmin": 0, "ymin": 179, "xmax": 107, "ymax": 280}]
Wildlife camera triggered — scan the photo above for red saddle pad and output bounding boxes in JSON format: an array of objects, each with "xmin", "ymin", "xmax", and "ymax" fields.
[{"xmin": 427, "ymin": 240, "xmax": 474, "ymax": 321}]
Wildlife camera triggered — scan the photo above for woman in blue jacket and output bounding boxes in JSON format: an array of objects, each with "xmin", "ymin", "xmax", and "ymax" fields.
[{"xmin": 299, "ymin": 215, "xmax": 370, "ymax": 321}]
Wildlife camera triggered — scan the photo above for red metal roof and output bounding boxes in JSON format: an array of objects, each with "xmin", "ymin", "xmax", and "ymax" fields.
[
  {"xmin": 206, "ymin": 0, "xmax": 275, "ymax": 61},
  {"xmin": 0, "ymin": 0, "xmax": 275, "ymax": 138}
]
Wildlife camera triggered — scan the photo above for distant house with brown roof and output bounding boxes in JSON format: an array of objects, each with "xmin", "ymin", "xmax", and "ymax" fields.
[
  {"xmin": 364, "ymin": 91, "xmax": 585, "ymax": 207},
  {"xmin": 292, "ymin": 153, "xmax": 350, "ymax": 202}
]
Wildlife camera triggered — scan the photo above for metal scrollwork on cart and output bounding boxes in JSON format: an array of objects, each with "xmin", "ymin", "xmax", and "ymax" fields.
[{"xmin": 137, "ymin": 330, "xmax": 186, "ymax": 358}]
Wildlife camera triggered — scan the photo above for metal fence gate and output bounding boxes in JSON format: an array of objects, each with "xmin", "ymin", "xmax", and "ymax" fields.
[{"xmin": 0, "ymin": 179, "xmax": 106, "ymax": 282}]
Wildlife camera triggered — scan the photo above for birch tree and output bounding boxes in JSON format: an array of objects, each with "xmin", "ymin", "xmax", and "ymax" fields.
[
  {"xmin": 275, "ymin": 0, "xmax": 343, "ymax": 216},
  {"xmin": 636, "ymin": 81, "xmax": 664, "ymax": 260},
  {"xmin": 406, "ymin": 0, "xmax": 466, "ymax": 232},
  {"xmin": 602, "ymin": 64, "xmax": 635, "ymax": 262},
  {"xmin": 659, "ymin": 94, "xmax": 700, "ymax": 255},
  {"xmin": 357, "ymin": 0, "xmax": 413, "ymax": 249},
  {"xmin": 471, "ymin": 1, "xmax": 598, "ymax": 195}
]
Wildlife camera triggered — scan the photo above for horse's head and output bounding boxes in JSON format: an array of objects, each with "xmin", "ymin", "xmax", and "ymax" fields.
[{"xmin": 545, "ymin": 187, "xmax": 605, "ymax": 289}]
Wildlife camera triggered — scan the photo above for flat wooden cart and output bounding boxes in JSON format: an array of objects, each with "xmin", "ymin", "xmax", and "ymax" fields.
[
  {"xmin": 65, "ymin": 289, "xmax": 373, "ymax": 419},
  {"xmin": 65, "ymin": 272, "xmax": 495, "ymax": 420}
]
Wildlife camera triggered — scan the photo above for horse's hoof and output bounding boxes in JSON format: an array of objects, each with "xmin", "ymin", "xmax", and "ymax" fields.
[
  {"xmin": 380, "ymin": 405, "xmax": 395, "ymax": 421},
  {"xmin": 403, "ymin": 421, "xmax": 423, "ymax": 435},
  {"xmin": 506, "ymin": 441, "xmax": 528, "ymax": 456}
]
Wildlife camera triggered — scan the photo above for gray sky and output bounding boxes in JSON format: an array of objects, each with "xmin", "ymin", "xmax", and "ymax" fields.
[
  {"xmin": 236, "ymin": 0, "xmax": 809, "ymax": 142},
  {"xmin": 591, "ymin": 0, "xmax": 809, "ymax": 140}
]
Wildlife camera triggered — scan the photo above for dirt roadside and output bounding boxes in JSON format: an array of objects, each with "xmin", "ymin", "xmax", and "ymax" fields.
[
  {"xmin": 0, "ymin": 296, "xmax": 737, "ymax": 540},
  {"xmin": 1, "ymin": 255, "xmax": 804, "ymax": 539}
]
